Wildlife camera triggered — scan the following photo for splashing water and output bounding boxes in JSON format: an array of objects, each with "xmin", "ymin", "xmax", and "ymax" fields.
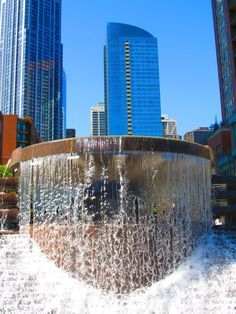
[
  {"xmin": 0, "ymin": 230, "xmax": 236, "ymax": 313},
  {"xmin": 17, "ymin": 138, "xmax": 212, "ymax": 293},
  {"xmin": 0, "ymin": 210, "xmax": 7, "ymax": 230}
]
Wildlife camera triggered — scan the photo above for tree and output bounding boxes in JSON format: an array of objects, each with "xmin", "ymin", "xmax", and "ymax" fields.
[
  {"xmin": 210, "ymin": 116, "xmax": 221, "ymax": 131},
  {"xmin": 0, "ymin": 165, "xmax": 13, "ymax": 178}
]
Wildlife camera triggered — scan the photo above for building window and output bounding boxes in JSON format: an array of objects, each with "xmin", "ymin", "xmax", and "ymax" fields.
[
  {"xmin": 17, "ymin": 122, "xmax": 27, "ymax": 132},
  {"xmin": 232, "ymin": 123, "xmax": 236, "ymax": 147}
]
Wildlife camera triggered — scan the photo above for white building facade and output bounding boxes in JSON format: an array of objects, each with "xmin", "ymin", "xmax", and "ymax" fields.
[
  {"xmin": 161, "ymin": 114, "xmax": 178, "ymax": 139},
  {"xmin": 90, "ymin": 103, "xmax": 107, "ymax": 136}
]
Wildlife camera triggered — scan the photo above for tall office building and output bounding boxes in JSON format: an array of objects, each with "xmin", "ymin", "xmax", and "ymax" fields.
[
  {"xmin": 90, "ymin": 102, "xmax": 107, "ymax": 136},
  {"xmin": 212, "ymin": 0, "xmax": 236, "ymax": 122},
  {"xmin": 0, "ymin": 0, "xmax": 63, "ymax": 141},
  {"xmin": 104, "ymin": 23, "xmax": 162, "ymax": 136},
  {"xmin": 62, "ymin": 70, "xmax": 67, "ymax": 138},
  {"xmin": 211, "ymin": 0, "xmax": 236, "ymax": 174}
]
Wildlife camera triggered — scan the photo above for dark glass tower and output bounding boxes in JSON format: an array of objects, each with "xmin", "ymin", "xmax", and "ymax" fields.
[
  {"xmin": 208, "ymin": 1, "xmax": 236, "ymax": 175},
  {"xmin": 212, "ymin": 0, "xmax": 236, "ymax": 123},
  {"xmin": 104, "ymin": 22, "xmax": 163, "ymax": 136},
  {"xmin": 62, "ymin": 70, "xmax": 67, "ymax": 138},
  {"xmin": 0, "ymin": 0, "xmax": 63, "ymax": 141}
]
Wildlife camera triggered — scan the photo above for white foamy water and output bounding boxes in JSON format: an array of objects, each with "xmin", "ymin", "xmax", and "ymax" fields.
[{"xmin": 0, "ymin": 231, "xmax": 236, "ymax": 314}]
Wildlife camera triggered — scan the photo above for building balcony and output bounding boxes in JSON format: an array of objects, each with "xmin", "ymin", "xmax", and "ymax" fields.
[
  {"xmin": 217, "ymin": 155, "xmax": 230, "ymax": 167},
  {"xmin": 227, "ymin": 112, "xmax": 236, "ymax": 124},
  {"xmin": 231, "ymin": 12, "xmax": 236, "ymax": 25},
  {"xmin": 231, "ymin": 147, "xmax": 236, "ymax": 157},
  {"xmin": 229, "ymin": 0, "xmax": 236, "ymax": 10},
  {"xmin": 232, "ymin": 30, "xmax": 236, "ymax": 41}
]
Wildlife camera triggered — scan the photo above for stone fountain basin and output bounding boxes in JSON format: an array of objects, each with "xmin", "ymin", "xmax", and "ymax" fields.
[
  {"xmin": 11, "ymin": 136, "xmax": 212, "ymax": 293},
  {"xmin": 0, "ymin": 193, "xmax": 17, "ymax": 205},
  {"xmin": 0, "ymin": 178, "xmax": 17, "ymax": 187}
]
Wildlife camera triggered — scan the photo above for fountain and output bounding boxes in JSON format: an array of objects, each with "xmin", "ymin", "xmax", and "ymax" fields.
[{"xmin": 10, "ymin": 136, "xmax": 212, "ymax": 293}]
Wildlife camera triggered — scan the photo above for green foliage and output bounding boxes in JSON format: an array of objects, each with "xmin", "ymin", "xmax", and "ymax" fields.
[{"xmin": 0, "ymin": 164, "xmax": 13, "ymax": 178}]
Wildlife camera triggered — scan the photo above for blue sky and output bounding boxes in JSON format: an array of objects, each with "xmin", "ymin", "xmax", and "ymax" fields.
[{"xmin": 62, "ymin": 0, "xmax": 221, "ymax": 137}]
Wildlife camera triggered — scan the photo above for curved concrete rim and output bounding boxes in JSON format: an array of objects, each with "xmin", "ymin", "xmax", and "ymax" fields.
[{"xmin": 10, "ymin": 136, "xmax": 212, "ymax": 170}]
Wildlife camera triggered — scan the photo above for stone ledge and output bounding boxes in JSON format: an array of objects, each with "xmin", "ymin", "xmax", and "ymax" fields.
[{"xmin": 10, "ymin": 136, "xmax": 211, "ymax": 170}]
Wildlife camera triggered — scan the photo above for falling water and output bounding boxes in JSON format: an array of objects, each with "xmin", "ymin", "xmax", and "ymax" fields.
[{"xmin": 18, "ymin": 137, "xmax": 212, "ymax": 293}]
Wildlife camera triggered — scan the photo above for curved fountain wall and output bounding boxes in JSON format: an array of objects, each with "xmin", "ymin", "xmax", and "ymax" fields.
[{"xmin": 11, "ymin": 137, "xmax": 212, "ymax": 293}]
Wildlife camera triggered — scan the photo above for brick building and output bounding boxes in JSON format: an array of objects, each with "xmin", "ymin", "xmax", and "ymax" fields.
[
  {"xmin": 208, "ymin": 127, "xmax": 232, "ymax": 174},
  {"xmin": 0, "ymin": 112, "xmax": 40, "ymax": 165}
]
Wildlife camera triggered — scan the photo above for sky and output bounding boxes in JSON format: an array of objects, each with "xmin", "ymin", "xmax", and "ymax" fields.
[{"xmin": 62, "ymin": 0, "xmax": 221, "ymax": 137}]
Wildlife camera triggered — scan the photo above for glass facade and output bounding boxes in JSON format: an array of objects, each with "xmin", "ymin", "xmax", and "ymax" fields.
[
  {"xmin": 62, "ymin": 70, "xmax": 67, "ymax": 138},
  {"xmin": 66, "ymin": 128, "xmax": 76, "ymax": 138},
  {"xmin": 211, "ymin": 0, "xmax": 236, "ymax": 175},
  {"xmin": 213, "ymin": 0, "xmax": 236, "ymax": 121},
  {"xmin": 104, "ymin": 23, "xmax": 163, "ymax": 136},
  {"xmin": 0, "ymin": 0, "xmax": 63, "ymax": 141}
]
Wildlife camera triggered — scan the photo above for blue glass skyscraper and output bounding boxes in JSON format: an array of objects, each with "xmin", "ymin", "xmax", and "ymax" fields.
[
  {"xmin": 104, "ymin": 22, "xmax": 162, "ymax": 136},
  {"xmin": 63, "ymin": 70, "xmax": 67, "ymax": 138},
  {"xmin": 0, "ymin": 0, "xmax": 63, "ymax": 141}
]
